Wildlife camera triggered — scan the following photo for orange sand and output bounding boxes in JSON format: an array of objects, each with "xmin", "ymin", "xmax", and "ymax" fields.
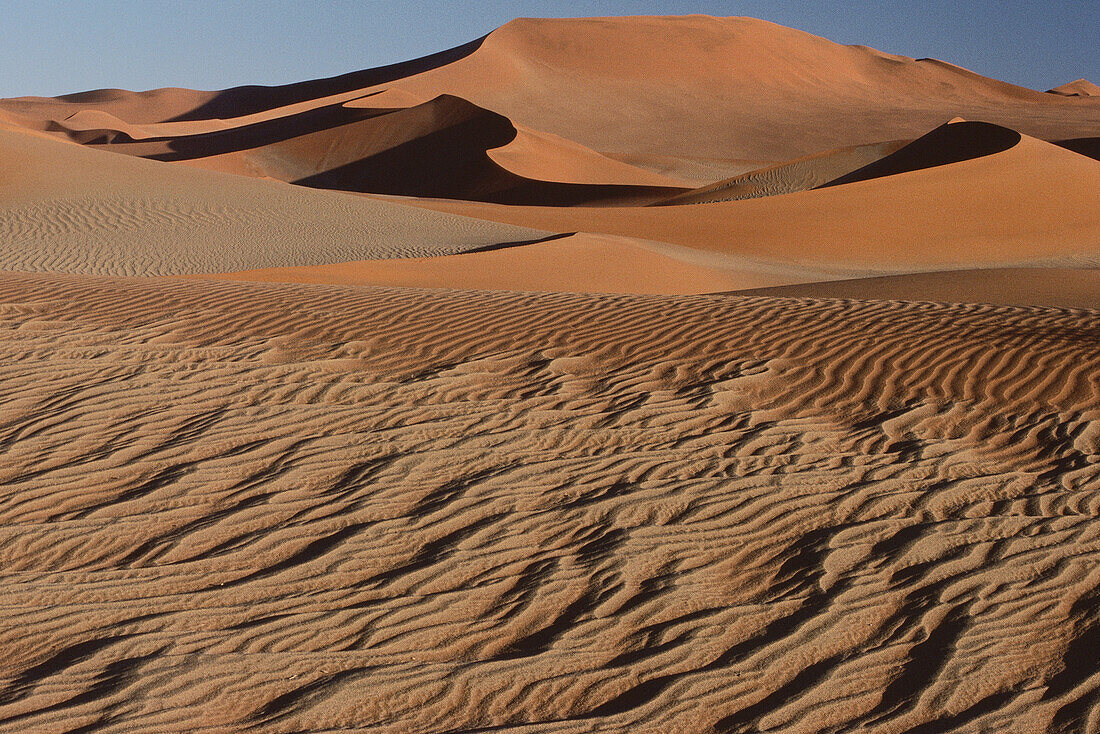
[{"xmin": 0, "ymin": 15, "xmax": 1097, "ymax": 733}]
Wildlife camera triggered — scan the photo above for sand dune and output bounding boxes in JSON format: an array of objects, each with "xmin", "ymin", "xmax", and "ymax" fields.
[
  {"xmin": 378, "ymin": 16, "xmax": 1099, "ymax": 170},
  {"xmin": 194, "ymin": 232, "xmax": 853, "ymax": 295},
  {"xmin": 5, "ymin": 16, "xmax": 1098, "ymax": 183},
  {"xmin": 656, "ymin": 138, "xmax": 908, "ymax": 205},
  {"xmin": 0, "ymin": 273, "xmax": 1096, "ymax": 731},
  {"xmin": 0, "ymin": 14, "xmax": 1098, "ymax": 733},
  {"xmin": 0, "ymin": 37, "xmax": 486, "ymax": 125},
  {"xmin": 403, "ymin": 123, "xmax": 1100, "ymax": 271},
  {"xmin": 171, "ymin": 94, "xmax": 683, "ymax": 205},
  {"xmin": 57, "ymin": 95, "xmax": 687, "ymax": 205},
  {"xmin": 818, "ymin": 119, "xmax": 1021, "ymax": 187},
  {"xmin": 1049, "ymin": 79, "xmax": 1100, "ymax": 97},
  {"xmin": 62, "ymin": 93, "xmax": 692, "ymax": 189},
  {"xmin": 0, "ymin": 125, "xmax": 547, "ymax": 275}
]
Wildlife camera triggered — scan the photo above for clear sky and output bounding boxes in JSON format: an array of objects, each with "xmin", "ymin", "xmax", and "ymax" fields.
[{"xmin": 1, "ymin": 0, "xmax": 1096, "ymax": 99}]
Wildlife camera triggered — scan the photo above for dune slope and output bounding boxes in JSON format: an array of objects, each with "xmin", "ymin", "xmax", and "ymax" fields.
[
  {"xmin": 402, "ymin": 122, "xmax": 1100, "ymax": 270},
  {"xmin": 0, "ymin": 273, "xmax": 1096, "ymax": 732},
  {"xmin": 73, "ymin": 95, "xmax": 687, "ymax": 204},
  {"xmin": 0, "ymin": 126, "xmax": 547, "ymax": 275},
  {"xmin": 193, "ymin": 232, "xmax": 852, "ymax": 295},
  {"xmin": 656, "ymin": 138, "xmax": 909, "ymax": 205}
]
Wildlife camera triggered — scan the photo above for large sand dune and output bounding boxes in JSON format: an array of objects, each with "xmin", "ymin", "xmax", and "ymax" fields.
[
  {"xmin": 5, "ymin": 16, "xmax": 1099, "ymax": 180},
  {"xmin": 0, "ymin": 13, "xmax": 1097, "ymax": 733},
  {"xmin": 8, "ymin": 18, "xmax": 1100, "ymax": 166},
  {"xmin": 61, "ymin": 95, "xmax": 688, "ymax": 204}
]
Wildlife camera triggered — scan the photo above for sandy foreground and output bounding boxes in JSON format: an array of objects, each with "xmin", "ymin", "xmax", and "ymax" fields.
[{"xmin": 0, "ymin": 14, "xmax": 1098, "ymax": 733}]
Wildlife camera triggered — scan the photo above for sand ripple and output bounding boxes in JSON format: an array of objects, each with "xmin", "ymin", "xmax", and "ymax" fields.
[{"xmin": 0, "ymin": 273, "xmax": 1095, "ymax": 732}]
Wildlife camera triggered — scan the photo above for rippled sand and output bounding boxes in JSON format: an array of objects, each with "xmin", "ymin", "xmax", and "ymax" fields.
[
  {"xmin": 0, "ymin": 13, "xmax": 1098, "ymax": 733},
  {"xmin": 0, "ymin": 274, "xmax": 1097, "ymax": 731}
]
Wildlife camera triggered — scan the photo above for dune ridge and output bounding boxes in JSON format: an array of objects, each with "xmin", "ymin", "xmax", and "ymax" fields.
[
  {"xmin": 190, "ymin": 232, "xmax": 858, "ymax": 295},
  {"xmin": 725, "ymin": 267, "xmax": 1100, "ymax": 309}
]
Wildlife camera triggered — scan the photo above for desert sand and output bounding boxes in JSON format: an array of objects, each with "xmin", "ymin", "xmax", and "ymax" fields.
[{"xmin": 0, "ymin": 14, "xmax": 1097, "ymax": 733}]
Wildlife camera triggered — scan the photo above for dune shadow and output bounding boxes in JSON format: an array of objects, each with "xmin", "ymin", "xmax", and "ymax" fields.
[
  {"xmin": 1055, "ymin": 137, "xmax": 1100, "ymax": 161},
  {"xmin": 295, "ymin": 140, "xmax": 684, "ymax": 205},
  {"xmin": 145, "ymin": 103, "xmax": 391, "ymax": 160},
  {"xmin": 290, "ymin": 97, "xmax": 684, "ymax": 205}
]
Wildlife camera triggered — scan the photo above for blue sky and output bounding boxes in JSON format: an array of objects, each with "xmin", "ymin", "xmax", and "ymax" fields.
[{"xmin": 1, "ymin": 1, "xmax": 1095, "ymax": 98}]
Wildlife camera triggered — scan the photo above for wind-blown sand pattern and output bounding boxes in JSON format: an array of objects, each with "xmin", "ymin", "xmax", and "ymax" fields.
[
  {"xmin": 0, "ymin": 13, "xmax": 1098, "ymax": 733},
  {"xmin": 0, "ymin": 127, "xmax": 546, "ymax": 276},
  {"xmin": 1, "ymin": 275, "xmax": 1098, "ymax": 733}
]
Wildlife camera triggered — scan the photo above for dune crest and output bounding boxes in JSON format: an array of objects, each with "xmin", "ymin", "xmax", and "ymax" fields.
[
  {"xmin": 817, "ymin": 119, "xmax": 1022, "ymax": 187},
  {"xmin": 1048, "ymin": 78, "xmax": 1100, "ymax": 97}
]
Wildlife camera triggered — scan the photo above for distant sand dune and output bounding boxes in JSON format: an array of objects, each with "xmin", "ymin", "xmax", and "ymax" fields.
[
  {"xmin": 0, "ymin": 126, "xmax": 547, "ymax": 275},
  {"xmin": 818, "ymin": 119, "xmax": 1022, "ymax": 187},
  {"xmin": 4, "ymin": 16, "xmax": 1097, "ymax": 181},
  {"xmin": 1048, "ymin": 79, "xmax": 1100, "ymax": 97},
  {"xmin": 56, "ymin": 95, "xmax": 688, "ymax": 205},
  {"xmin": 0, "ymin": 273, "xmax": 1095, "ymax": 731},
  {"xmin": 0, "ymin": 36, "xmax": 486, "ymax": 124},
  {"xmin": 402, "ymin": 125, "xmax": 1100, "ymax": 271},
  {"xmin": 655, "ymin": 138, "xmax": 908, "ymax": 205}
]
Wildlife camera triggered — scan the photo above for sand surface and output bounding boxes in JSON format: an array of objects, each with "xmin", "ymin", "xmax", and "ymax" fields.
[
  {"xmin": 734, "ymin": 268, "xmax": 1100, "ymax": 310},
  {"xmin": 0, "ymin": 274, "xmax": 1097, "ymax": 732},
  {"xmin": 193, "ymin": 233, "xmax": 855, "ymax": 295},
  {"xmin": 0, "ymin": 125, "xmax": 547, "ymax": 275},
  {"xmin": 0, "ymin": 14, "xmax": 1098, "ymax": 733}
]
